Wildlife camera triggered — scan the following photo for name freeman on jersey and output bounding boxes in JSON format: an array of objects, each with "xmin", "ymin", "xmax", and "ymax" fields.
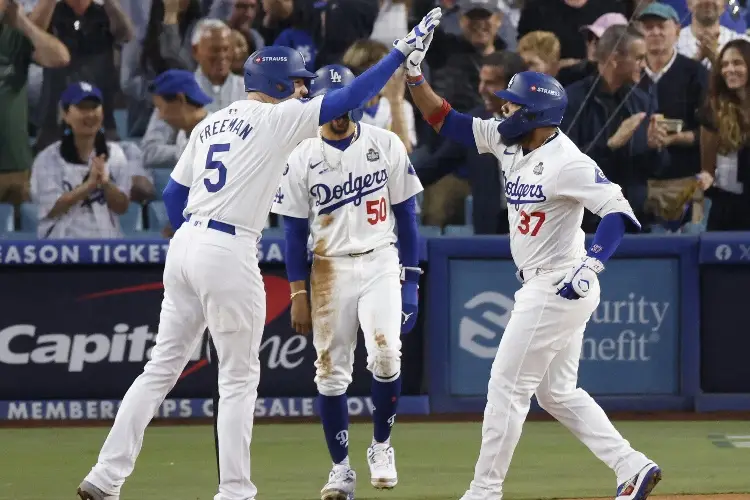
[
  {"xmin": 311, "ymin": 169, "xmax": 389, "ymax": 215},
  {"xmin": 198, "ymin": 117, "xmax": 254, "ymax": 144},
  {"xmin": 504, "ymin": 175, "xmax": 547, "ymax": 207}
]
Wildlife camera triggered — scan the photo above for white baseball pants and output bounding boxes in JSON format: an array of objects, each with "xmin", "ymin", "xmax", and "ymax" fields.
[
  {"xmin": 310, "ymin": 245, "xmax": 403, "ymax": 396},
  {"xmin": 84, "ymin": 217, "xmax": 266, "ymax": 500},
  {"xmin": 462, "ymin": 270, "xmax": 651, "ymax": 500}
]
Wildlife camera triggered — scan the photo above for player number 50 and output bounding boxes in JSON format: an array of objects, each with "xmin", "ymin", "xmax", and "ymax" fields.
[
  {"xmin": 518, "ymin": 210, "xmax": 545, "ymax": 236},
  {"xmin": 366, "ymin": 197, "xmax": 387, "ymax": 225},
  {"xmin": 204, "ymin": 143, "xmax": 230, "ymax": 192}
]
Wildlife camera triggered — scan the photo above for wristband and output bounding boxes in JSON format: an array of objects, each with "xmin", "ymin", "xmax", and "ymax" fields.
[
  {"xmin": 290, "ymin": 290, "xmax": 307, "ymax": 299},
  {"xmin": 425, "ymin": 99, "xmax": 452, "ymax": 127},
  {"xmin": 407, "ymin": 75, "xmax": 425, "ymax": 87}
]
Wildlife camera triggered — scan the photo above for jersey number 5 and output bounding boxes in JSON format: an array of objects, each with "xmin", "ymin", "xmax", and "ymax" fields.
[
  {"xmin": 518, "ymin": 210, "xmax": 545, "ymax": 236},
  {"xmin": 204, "ymin": 143, "xmax": 230, "ymax": 192},
  {"xmin": 366, "ymin": 197, "xmax": 387, "ymax": 225}
]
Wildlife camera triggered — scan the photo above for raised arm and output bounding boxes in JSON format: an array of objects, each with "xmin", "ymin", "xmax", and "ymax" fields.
[
  {"xmin": 404, "ymin": 32, "xmax": 477, "ymax": 150},
  {"xmin": 319, "ymin": 7, "xmax": 442, "ymax": 125}
]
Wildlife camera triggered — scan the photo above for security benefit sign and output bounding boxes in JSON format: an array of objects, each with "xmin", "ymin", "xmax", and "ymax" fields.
[
  {"xmin": 449, "ymin": 259, "xmax": 680, "ymax": 396},
  {"xmin": 0, "ymin": 266, "xmax": 376, "ymax": 402}
]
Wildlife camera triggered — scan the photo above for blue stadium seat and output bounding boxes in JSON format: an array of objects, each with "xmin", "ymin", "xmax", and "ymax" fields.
[
  {"xmin": 0, "ymin": 203, "xmax": 14, "ymax": 234},
  {"xmin": 114, "ymin": 109, "xmax": 129, "ymax": 139},
  {"xmin": 18, "ymin": 202, "xmax": 38, "ymax": 232},
  {"xmin": 418, "ymin": 225, "xmax": 441, "ymax": 238},
  {"xmin": 147, "ymin": 201, "xmax": 169, "ymax": 230},
  {"xmin": 443, "ymin": 224, "xmax": 474, "ymax": 236},
  {"xmin": 119, "ymin": 203, "xmax": 143, "ymax": 233},
  {"xmin": 123, "ymin": 230, "xmax": 164, "ymax": 239},
  {"xmin": 151, "ymin": 168, "xmax": 172, "ymax": 200},
  {"xmin": 8, "ymin": 231, "xmax": 37, "ymax": 240},
  {"xmin": 464, "ymin": 195, "xmax": 473, "ymax": 226}
]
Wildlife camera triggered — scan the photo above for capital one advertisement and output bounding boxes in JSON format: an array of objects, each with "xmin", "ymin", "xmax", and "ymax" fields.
[
  {"xmin": 448, "ymin": 259, "xmax": 680, "ymax": 396},
  {"xmin": 0, "ymin": 267, "xmax": 424, "ymax": 405}
]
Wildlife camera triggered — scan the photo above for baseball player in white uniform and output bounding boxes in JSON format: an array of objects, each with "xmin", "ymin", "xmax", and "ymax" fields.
[
  {"xmin": 271, "ymin": 64, "xmax": 423, "ymax": 500},
  {"xmin": 76, "ymin": 9, "xmax": 443, "ymax": 499},
  {"xmin": 403, "ymin": 32, "xmax": 662, "ymax": 500}
]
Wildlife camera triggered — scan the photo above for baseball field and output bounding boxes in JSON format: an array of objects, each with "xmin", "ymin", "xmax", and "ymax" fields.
[{"xmin": 2, "ymin": 419, "xmax": 749, "ymax": 500}]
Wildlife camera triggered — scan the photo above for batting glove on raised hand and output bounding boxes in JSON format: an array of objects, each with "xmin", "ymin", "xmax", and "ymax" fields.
[
  {"xmin": 393, "ymin": 7, "xmax": 441, "ymax": 57},
  {"xmin": 400, "ymin": 266, "xmax": 423, "ymax": 334},
  {"xmin": 404, "ymin": 31, "xmax": 434, "ymax": 77},
  {"xmin": 554, "ymin": 257, "xmax": 604, "ymax": 300}
]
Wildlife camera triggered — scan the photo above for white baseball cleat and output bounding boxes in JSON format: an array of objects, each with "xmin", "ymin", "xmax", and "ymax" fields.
[
  {"xmin": 616, "ymin": 463, "xmax": 662, "ymax": 500},
  {"xmin": 321, "ymin": 464, "xmax": 356, "ymax": 500},
  {"xmin": 367, "ymin": 442, "xmax": 398, "ymax": 489},
  {"xmin": 76, "ymin": 480, "xmax": 119, "ymax": 500}
]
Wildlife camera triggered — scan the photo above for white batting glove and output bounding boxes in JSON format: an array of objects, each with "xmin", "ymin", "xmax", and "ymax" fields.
[
  {"xmin": 393, "ymin": 7, "xmax": 441, "ymax": 57},
  {"xmin": 404, "ymin": 31, "xmax": 434, "ymax": 77},
  {"xmin": 554, "ymin": 256, "xmax": 604, "ymax": 300}
]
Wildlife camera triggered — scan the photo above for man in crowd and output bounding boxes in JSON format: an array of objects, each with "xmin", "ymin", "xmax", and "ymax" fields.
[
  {"xmin": 636, "ymin": 2, "xmax": 708, "ymax": 228},
  {"xmin": 677, "ymin": 0, "xmax": 740, "ymax": 68},
  {"xmin": 34, "ymin": 0, "xmax": 134, "ymax": 152},
  {"xmin": 0, "ymin": 0, "xmax": 69, "ymax": 213},
  {"xmin": 562, "ymin": 24, "xmax": 665, "ymax": 232},
  {"xmin": 141, "ymin": 20, "xmax": 244, "ymax": 169}
]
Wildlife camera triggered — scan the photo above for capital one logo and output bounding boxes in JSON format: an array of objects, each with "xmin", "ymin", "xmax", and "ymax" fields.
[{"xmin": 458, "ymin": 291, "xmax": 514, "ymax": 359}]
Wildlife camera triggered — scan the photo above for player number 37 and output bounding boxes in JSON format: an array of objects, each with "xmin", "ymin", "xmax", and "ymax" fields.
[{"xmin": 517, "ymin": 210, "xmax": 545, "ymax": 236}]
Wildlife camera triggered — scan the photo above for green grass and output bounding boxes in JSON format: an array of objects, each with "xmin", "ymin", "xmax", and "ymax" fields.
[{"xmin": 1, "ymin": 421, "xmax": 750, "ymax": 499}]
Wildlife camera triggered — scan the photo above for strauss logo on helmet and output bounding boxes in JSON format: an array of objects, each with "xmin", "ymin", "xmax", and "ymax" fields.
[{"xmin": 530, "ymin": 85, "xmax": 559, "ymax": 96}]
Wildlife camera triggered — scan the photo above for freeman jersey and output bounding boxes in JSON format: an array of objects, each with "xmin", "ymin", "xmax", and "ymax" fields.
[
  {"xmin": 170, "ymin": 96, "xmax": 324, "ymax": 235},
  {"xmin": 472, "ymin": 117, "xmax": 639, "ymax": 272},
  {"xmin": 271, "ymin": 122, "xmax": 423, "ymax": 257},
  {"xmin": 30, "ymin": 141, "xmax": 132, "ymax": 239},
  {"xmin": 360, "ymin": 97, "xmax": 418, "ymax": 147}
]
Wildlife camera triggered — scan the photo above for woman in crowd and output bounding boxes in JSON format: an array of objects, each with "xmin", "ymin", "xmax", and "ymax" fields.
[
  {"xmin": 699, "ymin": 37, "xmax": 750, "ymax": 230},
  {"xmin": 120, "ymin": 0, "xmax": 203, "ymax": 137},
  {"xmin": 30, "ymin": 83, "xmax": 131, "ymax": 239},
  {"xmin": 342, "ymin": 38, "xmax": 417, "ymax": 153}
]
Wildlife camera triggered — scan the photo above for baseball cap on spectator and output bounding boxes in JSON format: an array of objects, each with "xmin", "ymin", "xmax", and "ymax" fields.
[
  {"xmin": 60, "ymin": 81, "xmax": 103, "ymax": 107},
  {"xmin": 580, "ymin": 12, "xmax": 629, "ymax": 38},
  {"xmin": 635, "ymin": 2, "xmax": 680, "ymax": 23},
  {"xmin": 459, "ymin": 0, "xmax": 502, "ymax": 15},
  {"xmin": 149, "ymin": 69, "xmax": 213, "ymax": 106}
]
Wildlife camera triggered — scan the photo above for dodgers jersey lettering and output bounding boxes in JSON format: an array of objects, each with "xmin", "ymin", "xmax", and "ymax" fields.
[
  {"xmin": 271, "ymin": 122, "xmax": 423, "ymax": 256},
  {"xmin": 472, "ymin": 117, "xmax": 638, "ymax": 272},
  {"xmin": 170, "ymin": 96, "xmax": 324, "ymax": 234}
]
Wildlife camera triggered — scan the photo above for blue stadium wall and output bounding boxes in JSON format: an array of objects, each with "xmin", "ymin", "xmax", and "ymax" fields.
[{"xmin": 0, "ymin": 232, "xmax": 749, "ymax": 421}]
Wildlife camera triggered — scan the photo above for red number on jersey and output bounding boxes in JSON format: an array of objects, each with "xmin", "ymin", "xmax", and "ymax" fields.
[
  {"xmin": 517, "ymin": 211, "xmax": 546, "ymax": 236},
  {"xmin": 366, "ymin": 197, "xmax": 388, "ymax": 225}
]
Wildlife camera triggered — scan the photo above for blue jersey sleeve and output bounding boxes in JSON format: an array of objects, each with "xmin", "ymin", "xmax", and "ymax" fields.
[
  {"xmin": 162, "ymin": 178, "xmax": 189, "ymax": 230},
  {"xmin": 319, "ymin": 49, "xmax": 406, "ymax": 125},
  {"xmin": 439, "ymin": 109, "xmax": 477, "ymax": 149}
]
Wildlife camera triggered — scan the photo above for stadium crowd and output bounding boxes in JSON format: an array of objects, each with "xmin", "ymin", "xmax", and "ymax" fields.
[{"xmin": 0, "ymin": 0, "xmax": 749, "ymax": 239}]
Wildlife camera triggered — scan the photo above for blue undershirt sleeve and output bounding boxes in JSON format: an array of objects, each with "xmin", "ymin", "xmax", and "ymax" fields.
[
  {"xmin": 438, "ymin": 109, "xmax": 477, "ymax": 149},
  {"xmin": 162, "ymin": 178, "xmax": 189, "ymax": 230},
  {"xmin": 319, "ymin": 49, "xmax": 407, "ymax": 124},
  {"xmin": 283, "ymin": 215, "xmax": 310, "ymax": 282},
  {"xmin": 587, "ymin": 213, "xmax": 628, "ymax": 263},
  {"xmin": 392, "ymin": 196, "xmax": 419, "ymax": 274}
]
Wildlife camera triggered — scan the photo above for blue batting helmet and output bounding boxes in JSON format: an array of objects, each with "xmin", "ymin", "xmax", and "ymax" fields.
[
  {"xmin": 494, "ymin": 71, "xmax": 567, "ymax": 140},
  {"xmin": 309, "ymin": 64, "xmax": 364, "ymax": 122},
  {"xmin": 243, "ymin": 46, "xmax": 316, "ymax": 100}
]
